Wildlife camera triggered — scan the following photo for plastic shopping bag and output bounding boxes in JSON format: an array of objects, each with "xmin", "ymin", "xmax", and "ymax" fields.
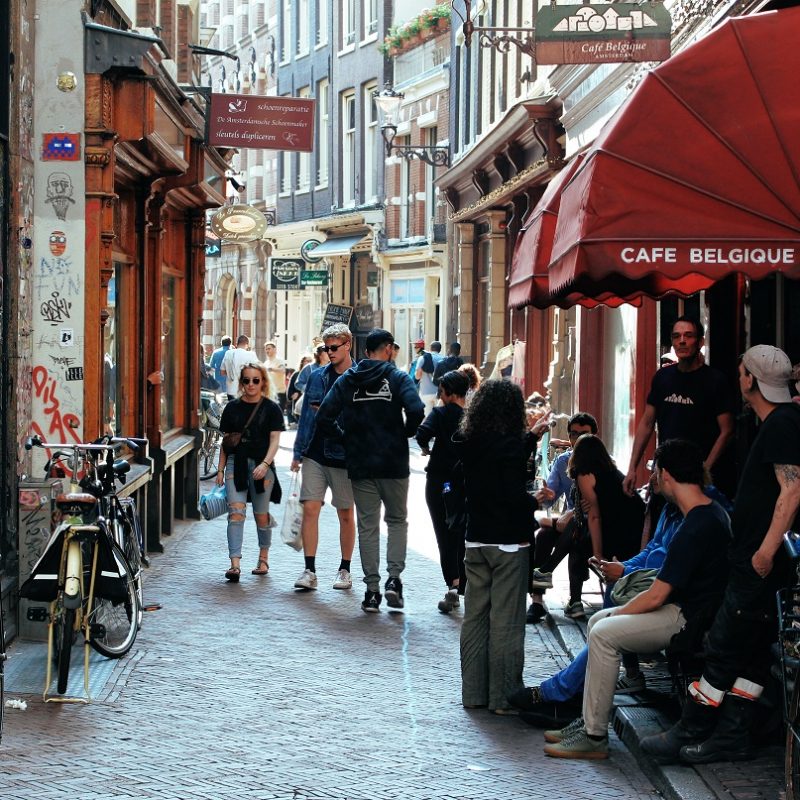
[
  {"xmin": 280, "ymin": 474, "xmax": 303, "ymax": 551},
  {"xmin": 199, "ymin": 484, "xmax": 228, "ymax": 521}
]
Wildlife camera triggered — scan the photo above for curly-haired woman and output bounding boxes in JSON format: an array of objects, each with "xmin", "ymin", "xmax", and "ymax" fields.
[
  {"xmin": 217, "ymin": 362, "xmax": 284, "ymax": 582},
  {"xmin": 455, "ymin": 379, "xmax": 538, "ymax": 714}
]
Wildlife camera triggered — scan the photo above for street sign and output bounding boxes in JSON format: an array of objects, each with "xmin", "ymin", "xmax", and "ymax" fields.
[
  {"xmin": 321, "ymin": 303, "xmax": 353, "ymax": 330},
  {"xmin": 208, "ymin": 94, "xmax": 316, "ymax": 151},
  {"xmin": 536, "ymin": 3, "xmax": 672, "ymax": 64},
  {"xmin": 300, "ymin": 270, "xmax": 329, "ymax": 286},
  {"xmin": 269, "ymin": 257, "xmax": 305, "ymax": 291}
]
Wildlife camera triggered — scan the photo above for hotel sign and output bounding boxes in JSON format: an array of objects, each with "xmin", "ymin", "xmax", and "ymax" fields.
[
  {"xmin": 536, "ymin": 3, "xmax": 672, "ymax": 64},
  {"xmin": 208, "ymin": 93, "xmax": 316, "ymax": 152}
]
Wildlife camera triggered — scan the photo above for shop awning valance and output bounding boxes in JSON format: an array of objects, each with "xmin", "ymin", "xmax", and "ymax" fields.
[
  {"xmin": 508, "ymin": 156, "xmax": 583, "ymax": 310},
  {"xmin": 542, "ymin": 7, "xmax": 800, "ymax": 307},
  {"xmin": 310, "ymin": 234, "xmax": 368, "ymax": 258}
]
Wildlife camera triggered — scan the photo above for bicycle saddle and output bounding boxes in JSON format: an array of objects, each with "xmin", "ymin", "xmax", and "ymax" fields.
[{"xmin": 55, "ymin": 492, "xmax": 98, "ymax": 514}]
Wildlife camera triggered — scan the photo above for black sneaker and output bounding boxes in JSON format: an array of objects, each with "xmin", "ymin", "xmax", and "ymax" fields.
[
  {"xmin": 361, "ymin": 589, "xmax": 382, "ymax": 613},
  {"xmin": 526, "ymin": 602, "xmax": 546, "ymax": 624},
  {"xmin": 384, "ymin": 576, "xmax": 404, "ymax": 608}
]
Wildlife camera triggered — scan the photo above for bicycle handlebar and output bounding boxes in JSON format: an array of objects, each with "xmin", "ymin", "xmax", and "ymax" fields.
[{"xmin": 26, "ymin": 434, "xmax": 148, "ymax": 452}]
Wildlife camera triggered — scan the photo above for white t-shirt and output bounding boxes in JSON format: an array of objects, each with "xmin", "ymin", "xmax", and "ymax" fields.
[
  {"xmin": 221, "ymin": 348, "xmax": 257, "ymax": 396},
  {"xmin": 264, "ymin": 356, "xmax": 287, "ymax": 398}
]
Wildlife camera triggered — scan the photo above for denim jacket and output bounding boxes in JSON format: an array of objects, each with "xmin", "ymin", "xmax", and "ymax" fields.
[{"xmin": 293, "ymin": 363, "xmax": 346, "ymax": 464}]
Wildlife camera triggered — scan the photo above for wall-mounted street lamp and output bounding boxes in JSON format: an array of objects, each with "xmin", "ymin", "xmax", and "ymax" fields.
[
  {"xmin": 450, "ymin": 0, "xmax": 535, "ymax": 58},
  {"xmin": 372, "ymin": 86, "xmax": 451, "ymax": 168}
]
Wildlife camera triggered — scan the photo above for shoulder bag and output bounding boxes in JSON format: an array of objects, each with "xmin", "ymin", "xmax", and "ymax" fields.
[{"xmin": 222, "ymin": 399, "xmax": 263, "ymax": 455}]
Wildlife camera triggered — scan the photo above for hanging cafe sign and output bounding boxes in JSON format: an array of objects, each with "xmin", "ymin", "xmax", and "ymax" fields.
[
  {"xmin": 535, "ymin": 2, "xmax": 672, "ymax": 64},
  {"xmin": 208, "ymin": 93, "xmax": 316, "ymax": 152},
  {"xmin": 210, "ymin": 204, "xmax": 268, "ymax": 242}
]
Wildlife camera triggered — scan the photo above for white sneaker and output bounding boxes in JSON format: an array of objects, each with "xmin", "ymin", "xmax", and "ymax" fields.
[
  {"xmin": 294, "ymin": 569, "xmax": 318, "ymax": 590},
  {"xmin": 332, "ymin": 569, "xmax": 352, "ymax": 590}
]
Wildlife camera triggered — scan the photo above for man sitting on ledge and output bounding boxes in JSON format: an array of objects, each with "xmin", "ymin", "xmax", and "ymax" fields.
[{"xmin": 540, "ymin": 439, "xmax": 730, "ymax": 760}]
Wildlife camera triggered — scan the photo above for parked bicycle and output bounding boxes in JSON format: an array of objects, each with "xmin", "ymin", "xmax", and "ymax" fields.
[
  {"xmin": 0, "ymin": 577, "xmax": 5, "ymax": 742},
  {"xmin": 199, "ymin": 389, "xmax": 224, "ymax": 480},
  {"xmin": 778, "ymin": 530, "xmax": 800, "ymax": 799},
  {"xmin": 20, "ymin": 434, "xmax": 147, "ymax": 701}
]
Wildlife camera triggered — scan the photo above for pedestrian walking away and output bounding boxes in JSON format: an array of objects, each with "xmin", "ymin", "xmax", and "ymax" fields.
[
  {"xmin": 221, "ymin": 335, "xmax": 256, "ymax": 401},
  {"xmin": 432, "ymin": 342, "xmax": 464, "ymax": 386},
  {"xmin": 291, "ymin": 323, "xmax": 357, "ymax": 593},
  {"xmin": 641, "ymin": 344, "xmax": 800, "ymax": 765},
  {"xmin": 209, "ymin": 335, "xmax": 232, "ymax": 387},
  {"xmin": 315, "ymin": 328, "xmax": 424, "ymax": 613},
  {"xmin": 217, "ymin": 362, "xmax": 284, "ymax": 582},
  {"xmin": 415, "ymin": 369, "xmax": 470, "ymax": 613},
  {"xmin": 454, "ymin": 380, "xmax": 538, "ymax": 715},
  {"xmin": 414, "ymin": 339, "xmax": 442, "ymax": 416}
]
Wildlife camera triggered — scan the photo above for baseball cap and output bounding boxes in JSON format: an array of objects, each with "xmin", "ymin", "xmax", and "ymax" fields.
[
  {"xmin": 413, "ymin": 339, "xmax": 425, "ymax": 349},
  {"xmin": 365, "ymin": 328, "xmax": 395, "ymax": 353},
  {"xmin": 741, "ymin": 344, "xmax": 793, "ymax": 404}
]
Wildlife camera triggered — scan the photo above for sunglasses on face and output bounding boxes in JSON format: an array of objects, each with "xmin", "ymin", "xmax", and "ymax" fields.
[
  {"xmin": 241, "ymin": 377, "xmax": 261, "ymax": 385},
  {"xmin": 322, "ymin": 342, "xmax": 348, "ymax": 353}
]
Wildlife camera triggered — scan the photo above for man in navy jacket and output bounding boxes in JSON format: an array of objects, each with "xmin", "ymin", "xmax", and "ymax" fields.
[{"xmin": 316, "ymin": 328, "xmax": 425, "ymax": 613}]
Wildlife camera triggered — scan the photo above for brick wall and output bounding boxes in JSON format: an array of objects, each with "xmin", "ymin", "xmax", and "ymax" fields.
[{"xmin": 137, "ymin": 0, "xmax": 156, "ymax": 27}]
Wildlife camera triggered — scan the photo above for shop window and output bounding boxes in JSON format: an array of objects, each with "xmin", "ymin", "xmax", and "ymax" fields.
[
  {"xmin": 390, "ymin": 278, "xmax": 425, "ymax": 371},
  {"xmin": 160, "ymin": 272, "xmax": 185, "ymax": 433},
  {"xmin": 103, "ymin": 266, "xmax": 123, "ymax": 436}
]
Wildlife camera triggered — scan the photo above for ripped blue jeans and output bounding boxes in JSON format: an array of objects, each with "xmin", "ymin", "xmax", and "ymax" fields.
[{"xmin": 225, "ymin": 459, "xmax": 275, "ymax": 558}]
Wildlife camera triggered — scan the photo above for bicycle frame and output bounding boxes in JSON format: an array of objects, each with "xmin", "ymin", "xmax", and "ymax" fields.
[{"xmin": 43, "ymin": 523, "xmax": 102, "ymax": 704}]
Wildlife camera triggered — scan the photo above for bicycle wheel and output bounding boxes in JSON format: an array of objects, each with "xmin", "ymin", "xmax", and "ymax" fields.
[
  {"xmin": 200, "ymin": 433, "xmax": 220, "ymax": 480},
  {"xmin": 118, "ymin": 501, "xmax": 144, "ymax": 628},
  {"xmin": 88, "ymin": 541, "xmax": 139, "ymax": 658},
  {"xmin": 56, "ymin": 607, "xmax": 76, "ymax": 694},
  {"xmin": 787, "ymin": 677, "xmax": 800, "ymax": 800}
]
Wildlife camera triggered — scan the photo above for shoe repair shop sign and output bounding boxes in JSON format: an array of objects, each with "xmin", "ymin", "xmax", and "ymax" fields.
[
  {"xmin": 535, "ymin": 3, "xmax": 672, "ymax": 64},
  {"xmin": 208, "ymin": 94, "xmax": 316, "ymax": 152},
  {"xmin": 269, "ymin": 258, "xmax": 305, "ymax": 290}
]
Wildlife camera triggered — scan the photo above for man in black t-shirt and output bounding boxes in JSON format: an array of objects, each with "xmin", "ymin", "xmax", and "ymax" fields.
[
  {"xmin": 543, "ymin": 439, "xmax": 730, "ymax": 760},
  {"xmin": 642, "ymin": 344, "xmax": 800, "ymax": 765},
  {"xmin": 432, "ymin": 342, "xmax": 464, "ymax": 386},
  {"xmin": 624, "ymin": 316, "xmax": 735, "ymax": 497}
]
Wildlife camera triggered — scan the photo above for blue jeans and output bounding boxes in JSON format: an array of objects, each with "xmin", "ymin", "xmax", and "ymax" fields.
[
  {"xmin": 225, "ymin": 459, "xmax": 275, "ymax": 558},
  {"xmin": 539, "ymin": 583, "xmax": 634, "ymax": 702}
]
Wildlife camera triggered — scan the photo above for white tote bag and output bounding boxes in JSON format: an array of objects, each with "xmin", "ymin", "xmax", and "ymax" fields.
[{"xmin": 280, "ymin": 473, "xmax": 304, "ymax": 551}]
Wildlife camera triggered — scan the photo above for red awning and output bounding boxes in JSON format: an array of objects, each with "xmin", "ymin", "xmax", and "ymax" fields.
[
  {"xmin": 508, "ymin": 156, "xmax": 584, "ymax": 309},
  {"xmin": 547, "ymin": 7, "xmax": 800, "ymax": 306}
]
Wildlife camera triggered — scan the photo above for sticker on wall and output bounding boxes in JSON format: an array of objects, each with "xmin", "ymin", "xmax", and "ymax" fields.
[
  {"xmin": 65, "ymin": 367, "xmax": 84, "ymax": 381},
  {"xmin": 42, "ymin": 133, "xmax": 81, "ymax": 161},
  {"xmin": 59, "ymin": 328, "xmax": 74, "ymax": 347},
  {"xmin": 45, "ymin": 173, "xmax": 75, "ymax": 220},
  {"xmin": 57, "ymin": 72, "xmax": 78, "ymax": 92},
  {"xmin": 48, "ymin": 230, "xmax": 67, "ymax": 256}
]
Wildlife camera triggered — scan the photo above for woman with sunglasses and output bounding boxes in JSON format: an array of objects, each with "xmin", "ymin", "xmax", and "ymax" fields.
[{"xmin": 217, "ymin": 362, "xmax": 285, "ymax": 582}]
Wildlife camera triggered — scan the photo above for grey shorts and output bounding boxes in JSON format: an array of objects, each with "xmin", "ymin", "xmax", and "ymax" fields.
[{"xmin": 299, "ymin": 458, "xmax": 354, "ymax": 509}]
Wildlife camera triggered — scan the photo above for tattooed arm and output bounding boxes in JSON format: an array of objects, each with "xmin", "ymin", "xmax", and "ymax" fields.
[{"xmin": 752, "ymin": 463, "xmax": 800, "ymax": 576}]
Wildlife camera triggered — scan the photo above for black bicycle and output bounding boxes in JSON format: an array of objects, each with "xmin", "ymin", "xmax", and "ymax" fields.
[
  {"xmin": 778, "ymin": 531, "xmax": 800, "ymax": 799},
  {"xmin": 0, "ymin": 578, "xmax": 5, "ymax": 742},
  {"xmin": 199, "ymin": 389, "xmax": 224, "ymax": 480}
]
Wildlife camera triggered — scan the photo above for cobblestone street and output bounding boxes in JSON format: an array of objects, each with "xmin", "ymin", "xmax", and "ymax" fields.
[{"xmin": 1, "ymin": 434, "xmax": 660, "ymax": 799}]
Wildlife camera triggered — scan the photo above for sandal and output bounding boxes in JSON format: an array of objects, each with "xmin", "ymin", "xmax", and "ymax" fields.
[
  {"xmin": 225, "ymin": 567, "xmax": 241, "ymax": 583},
  {"xmin": 251, "ymin": 559, "xmax": 269, "ymax": 576}
]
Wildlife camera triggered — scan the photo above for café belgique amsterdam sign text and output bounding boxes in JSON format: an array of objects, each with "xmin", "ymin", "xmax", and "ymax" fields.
[
  {"xmin": 208, "ymin": 94, "xmax": 316, "ymax": 152},
  {"xmin": 210, "ymin": 205, "xmax": 268, "ymax": 243},
  {"xmin": 536, "ymin": 3, "xmax": 672, "ymax": 64}
]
